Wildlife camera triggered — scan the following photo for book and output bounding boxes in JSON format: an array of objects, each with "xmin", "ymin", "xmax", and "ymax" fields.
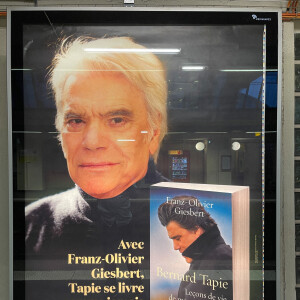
[{"xmin": 150, "ymin": 182, "xmax": 249, "ymax": 300}]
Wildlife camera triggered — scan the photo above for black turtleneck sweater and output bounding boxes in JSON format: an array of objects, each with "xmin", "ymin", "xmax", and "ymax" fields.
[
  {"xmin": 178, "ymin": 225, "xmax": 233, "ymax": 300},
  {"xmin": 25, "ymin": 160, "xmax": 167, "ymax": 300}
]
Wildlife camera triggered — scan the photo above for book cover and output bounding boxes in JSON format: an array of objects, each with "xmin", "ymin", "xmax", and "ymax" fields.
[{"xmin": 150, "ymin": 182, "xmax": 249, "ymax": 300}]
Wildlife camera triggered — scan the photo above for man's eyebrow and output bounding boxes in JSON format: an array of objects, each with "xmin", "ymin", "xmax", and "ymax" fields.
[
  {"xmin": 64, "ymin": 112, "xmax": 85, "ymax": 119},
  {"xmin": 63, "ymin": 109, "xmax": 133, "ymax": 119},
  {"xmin": 104, "ymin": 109, "xmax": 133, "ymax": 118},
  {"xmin": 169, "ymin": 235, "xmax": 180, "ymax": 240}
]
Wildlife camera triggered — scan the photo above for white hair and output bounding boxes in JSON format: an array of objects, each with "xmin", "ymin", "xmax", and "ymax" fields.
[{"xmin": 48, "ymin": 36, "xmax": 168, "ymax": 161}]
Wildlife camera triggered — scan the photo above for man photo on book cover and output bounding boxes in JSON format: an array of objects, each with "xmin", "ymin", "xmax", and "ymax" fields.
[
  {"xmin": 158, "ymin": 195, "xmax": 233, "ymax": 300},
  {"xmin": 24, "ymin": 36, "xmax": 168, "ymax": 299}
]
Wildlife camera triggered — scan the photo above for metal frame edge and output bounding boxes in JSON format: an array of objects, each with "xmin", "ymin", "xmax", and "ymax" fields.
[
  {"xmin": 7, "ymin": 6, "xmax": 283, "ymax": 12},
  {"xmin": 7, "ymin": 7, "xmax": 13, "ymax": 300},
  {"xmin": 277, "ymin": 8, "xmax": 283, "ymax": 300}
]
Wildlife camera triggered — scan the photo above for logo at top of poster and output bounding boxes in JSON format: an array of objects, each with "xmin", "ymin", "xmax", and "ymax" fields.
[{"xmin": 252, "ymin": 14, "xmax": 271, "ymax": 21}]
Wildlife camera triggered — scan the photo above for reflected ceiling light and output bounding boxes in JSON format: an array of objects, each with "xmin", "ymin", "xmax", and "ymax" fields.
[
  {"xmin": 195, "ymin": 142, "xmax": 205, "ymax": 151},
  {"xmin": 84, "ymin": 48, "xmax": 181, "ymax": 54},
  {"xmin": 246, "ymin": 131, "xmax": 270, "ymax": 134},
  {"xmin": 55, "ymin": 69, "xmax": 164, "ymax": 72},
  {"xmin": 182, "ymin": 66, "xmax": 205, "ymax": 71},
  {"xmin": 232, "ymin": 142, "xmax": 241, "ymax": 151},
  {"xmin": 117, "ymin": 139, "xmax": 135, "ymax": 142}
]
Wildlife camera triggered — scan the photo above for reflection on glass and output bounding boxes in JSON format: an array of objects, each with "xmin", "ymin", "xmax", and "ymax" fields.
[
  {"xmin": 296, "ymin": 97, "xmax": 300, "ymax": 124},
  {"xmin": 296, "ymin": 129, "xmax": 300, "ymax": 156},
  {"xmin": 296, "ymin": 162, "xmax": 300, "ymax": 188},
  {"xmin": 295, "ymin": 193, "xmax": 300, "ymax": 219},
  {"xmin": 295, "ymin": 161, "xmax": 300, "ymax": 188},
  {"xmin": 232, "ymin": 141, "xmax": 241, "ymax": 151},
  {"xmin": 295, "ymin": 65, "xmax": 300, "ymax": 92},
  {"xmin": 295, "ymin": 34, "xmax": 300, "ymax": 60},
  {"xmin": 297, "ymin": 257, "xmax": 300, "ymax": 284},
  {"xmin": 296, "ymin": 225, "xmax": 300, "ymax": 251},
  {"xmin": 195, "ymin": 141, "xmax": 205, "ymax": 151}
]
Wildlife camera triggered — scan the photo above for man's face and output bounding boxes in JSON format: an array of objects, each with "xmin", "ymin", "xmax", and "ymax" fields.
[
  {"xmin": 166, "ymin": 221, "xmax": 204, "ymax": 263},
  {"xmin": 60, "ymin": 72, "xmax": 160, "ymax": 199}
]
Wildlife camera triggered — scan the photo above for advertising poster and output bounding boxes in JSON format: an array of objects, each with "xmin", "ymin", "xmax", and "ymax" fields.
[{"xmin": 9, "ymin": 9, "xmax": 279, "ymax": 300}]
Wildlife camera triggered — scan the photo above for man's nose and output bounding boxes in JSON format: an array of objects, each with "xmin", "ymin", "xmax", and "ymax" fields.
[
  {"xmin": 173, "ymin": 240, "xmax": 180, "ymax": 251},
  {"xmin": 82, "ymin": 122, "xmax": 110, "ymax": 150}
]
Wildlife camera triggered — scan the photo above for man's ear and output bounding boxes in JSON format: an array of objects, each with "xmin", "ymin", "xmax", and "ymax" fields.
[
  {"xmin": 194, "ymin": 226, "xmax": 205, "ymax": 238},
  {"xmin": 149, "ymin": 115, "xmax": 162, "ymax": 156},
  {"xmin": 149, "ymin": 127, "xmax": 161, "ymax": 156}
]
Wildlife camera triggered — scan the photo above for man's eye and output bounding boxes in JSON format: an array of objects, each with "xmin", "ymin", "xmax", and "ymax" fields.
[
  {"xmin": 109, "ymin": 117, "xmax": 126, "ymax": 126},
  {"xmin": 66, "ymin": 119, "xmax": 85, "ymax": 131},
  {"xmin": 69, "ymin": 119, "xmax": 83, "ymax": 124}
]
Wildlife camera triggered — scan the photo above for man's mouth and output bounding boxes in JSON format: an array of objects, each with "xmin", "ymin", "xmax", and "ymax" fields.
[{"xmin": 79, "ymin": 162, "xmax": 119, "ymax": 169}]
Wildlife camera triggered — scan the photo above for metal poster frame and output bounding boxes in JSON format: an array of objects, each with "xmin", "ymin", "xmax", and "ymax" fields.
[{"xmin": 7, "ymin": 7, "xmax": 282, "ymax": 300}]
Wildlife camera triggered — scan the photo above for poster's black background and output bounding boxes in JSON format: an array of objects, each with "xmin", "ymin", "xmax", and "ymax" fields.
[{"xmin": 10, "ymin": 9, "xmax": 278, "ymax": 300}]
